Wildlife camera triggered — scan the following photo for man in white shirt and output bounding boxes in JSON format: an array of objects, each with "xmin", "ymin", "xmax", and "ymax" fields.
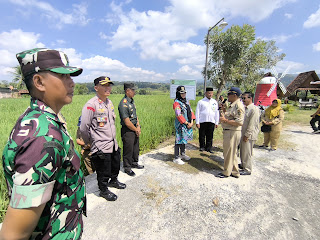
[{"xmin": 196, "ymin": 87, "xmax": 220, "ymax": 153}]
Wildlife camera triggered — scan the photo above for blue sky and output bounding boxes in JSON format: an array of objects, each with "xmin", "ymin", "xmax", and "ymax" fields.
[{"xmin": 0, "ymin": 0, "xmax": 319, "ymax": 83}]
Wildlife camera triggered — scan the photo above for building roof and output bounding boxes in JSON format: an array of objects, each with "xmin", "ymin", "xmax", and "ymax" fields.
[{"xmin": 285, "ymin": 71, "xmax": 320, "ymax": 97}]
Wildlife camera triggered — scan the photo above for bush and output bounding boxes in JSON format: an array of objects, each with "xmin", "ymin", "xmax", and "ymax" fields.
[{"xmin": 282, "ymin": 104, "xmax": 294, "ymax": 112}]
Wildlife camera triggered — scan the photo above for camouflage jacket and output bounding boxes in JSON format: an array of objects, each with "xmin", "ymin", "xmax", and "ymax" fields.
[{"xmin": 2, "ymin": 98, "xmax": 86, "ymax": 240}]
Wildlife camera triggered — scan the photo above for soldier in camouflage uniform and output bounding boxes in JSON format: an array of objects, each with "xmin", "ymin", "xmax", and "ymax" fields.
[{"xmin": 0, "ymin": 48, "xmax": 86, "ymax": 240}]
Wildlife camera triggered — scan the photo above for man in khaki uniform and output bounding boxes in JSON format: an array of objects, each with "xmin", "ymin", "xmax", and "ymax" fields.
[
  {"xmin": 239, "ymin": 92, "xmax": 260, "ymax": 175},
  {"xmin": 218, "ymin": 87, "xmax": 244, "ymax": 178}
]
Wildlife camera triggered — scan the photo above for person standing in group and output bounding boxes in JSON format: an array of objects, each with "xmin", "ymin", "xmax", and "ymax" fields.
[
  {"xmin": 260, "ymin": 99, "xmax": 284, "ymax": 151},
  {"xmin": 173, "ymin": 86, "xmax": 196, "ymax": 165},
  {"xmin": 118, "ymin": 83, "xmax": 143, "ymax": 177},
  {"xmin": 81, "ymin": 76, "xmax": 126, "ymax": 202},
  {"xmin": 195, "ymin": 87, "xmax": 220, "ymax": 153},
  {"xmin": 310, "ymin": 104, "xmax": 320, "ymax": 133},
  {"xmin": 218, "ymin": 87, "xmax": 244, "ymax": 178},
  {"xmin": 76, "ymin": 116, "xmax": 95, "ymax": 174},
  {"xmin": 239, "ymin": 92, "xmax": 260, "ymax": 176},
  {"xmin": 0, "ymin": 48, "xmax": 86, "ymax": 239}
]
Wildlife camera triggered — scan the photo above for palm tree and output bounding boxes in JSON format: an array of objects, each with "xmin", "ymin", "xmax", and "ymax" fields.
[{"xmin": 9, "ymin": 65, "xmax": 24, "ymax": 89}]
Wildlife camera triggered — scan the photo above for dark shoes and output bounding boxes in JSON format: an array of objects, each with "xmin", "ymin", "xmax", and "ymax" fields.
[
  {"xmin": 259, "ymin": 145, "xmax": 267, "ymax": 148},
  {"xmin": 217, "ymin": 173, "xmax": 228, "ymax": 178},
  {"xmin": 206, "ymin": 149, "xmax": 214, "ymax": 153},
  {"xmin": 238, "ymin": 164, "xmax": 243, "ymax": 170},
  {"xmin": 217, "ymin": 173, "xmax": 240, "ymax": 178},
  {"xmin": 100, "ymin": 189, "xmax": 117, "ymax": 201},
  {"xmin": 132, "ymin": 164, "xmax": 144, "ymax": 169},
  {"xmin": 240, "ymin": 170, "xmax": 251, "ymax": 176},
  {"xmin": 108, "ymin": 179, "xmax": 126, "ymax": 189},
  {"xmin": 125, "ymin": 170, "xmax": 136, "ymax": 176},
  {"xmin": 199, "ymin": 148, "xmax": 205, "ymax": 152}
]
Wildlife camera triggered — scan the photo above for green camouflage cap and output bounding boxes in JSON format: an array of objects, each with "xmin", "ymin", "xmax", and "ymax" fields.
[{"xmin": 16, "ymin": 48, "xmax": 83, "ymax": 79}]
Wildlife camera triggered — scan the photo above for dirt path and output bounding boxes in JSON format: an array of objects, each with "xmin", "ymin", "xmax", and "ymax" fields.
[{"xmin": 83, "ymin": 125, "xmax": 320, "ymax": 240}]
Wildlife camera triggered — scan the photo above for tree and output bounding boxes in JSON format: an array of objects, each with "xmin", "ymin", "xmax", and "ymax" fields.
[
  {"xmin": 74, "ymin": 83, "xmax": 89, "ymax": 95},
  {"xmin": 205, "ymin": 24, "xmax": 285, "ymax": 98},
  {"xmin": 9, "ymin": 65, "xmax": 25, "ymax": 89}
]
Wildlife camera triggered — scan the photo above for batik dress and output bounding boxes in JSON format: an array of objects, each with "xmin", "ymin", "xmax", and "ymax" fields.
[{"xmin": 173, "ymin": 99, "xmax": 196, "ymax": 144}]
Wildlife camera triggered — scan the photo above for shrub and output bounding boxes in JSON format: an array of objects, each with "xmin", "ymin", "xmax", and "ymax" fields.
[{"xmin": 282, "ymin": 104, "xmax": 294, "ymax": 112}]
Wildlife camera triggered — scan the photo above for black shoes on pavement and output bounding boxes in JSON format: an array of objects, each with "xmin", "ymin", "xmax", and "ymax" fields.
[
  {"xmin": 199, "ymin": 147, "xmax": 213, "ymax": 153},
  {"xmin": 217, "ymin": 173, "xmax": 228, "ymax": 178},
  {"xmin": 108, "ymin": 179, "xmax": 126, "ymax": 189},
  {"xmin": 132, "ymin": 164, "xmax": 144, "ymax": 169},
  {"xmin": 240, "ymin": 170, "xmax": 251, "ymax": 176},
  {"xmin": 100, "ymin": 189, "xmax": 117, "ymax": 201},
  {"xmin": 100, "ymin": 179, "xmax": 126, "ymax": 201},
  {"xmin": 217, "ymin": 173, "xmax": 240, "ymax": 178},
  {"xmin": 125, "ymin": 164, "xmax": 144, "ymax": 176},
  {"xmin": 125, "ymin": 170, "xmax": 136, "ymax": 176}
]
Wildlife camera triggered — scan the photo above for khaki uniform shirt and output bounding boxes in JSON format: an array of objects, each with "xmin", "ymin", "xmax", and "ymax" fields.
[
  {"xmin": 261, "ymin": 109, "xmax": 284, "ymax": 132},
  {"xmin": 80, "ymin": 96, "xmax": 118, "ymax": 154},
  {"xmin": 220, "ymin": 98, "xmax": 244, "ymax": 131},
  {"xmin": 242, "ymin": 103, "xmax": 260, "ymax": 140}
]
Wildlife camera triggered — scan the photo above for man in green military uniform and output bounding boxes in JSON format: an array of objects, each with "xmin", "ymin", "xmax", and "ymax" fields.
[
  {"xmin": 218, "ymin": 87, "xmax": 244, "ymax": 178},
  {"xmin": 0, "ymin": 48, "xmax": 86, "ymax": 239},
  {"xmin": 118, "ymin": 83, "xmax": 144, "ymax": 176}
]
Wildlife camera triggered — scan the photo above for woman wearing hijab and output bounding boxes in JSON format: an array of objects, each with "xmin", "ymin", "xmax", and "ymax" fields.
[
  {"xmin": 260, "ymin": 99, "xmax": 284, "ymax": 151},
  {"xmin": 173, "ymin": 86, "xmax": 196, "ymax": 164}
]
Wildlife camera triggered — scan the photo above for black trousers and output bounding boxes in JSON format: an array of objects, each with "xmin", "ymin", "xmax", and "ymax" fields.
[
  {"xmin": 310, "ymin": 115, "xmax": 320, "ymax": 131},
  {"xmin": 121, "ymin": 127, "xmax": 139, "ymax": 171},
  {"xmin": 90, "ymin": 147, "xmax": 121, "ymax": 192},
  {"xmin": 199, "ymin": 122, "xmax": 215, "ymax": 150}
]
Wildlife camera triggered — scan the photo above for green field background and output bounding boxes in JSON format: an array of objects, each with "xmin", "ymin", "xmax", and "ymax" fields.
[
  {"xmin": 0, "ymin": 94, "xmax": 199, "ymax": 221},
  {"xmin": 0, "ymin": 94, "xmax": 314, "ymax": 222}
]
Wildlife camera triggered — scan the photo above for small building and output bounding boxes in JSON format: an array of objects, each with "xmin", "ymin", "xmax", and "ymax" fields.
[
  {"xmin": 284, "ymin": 71, "xmax": 320, "ymax": 100},
  {"xmin": 0, "ymin": 87, "xmax": 28, "ymax": 98}
]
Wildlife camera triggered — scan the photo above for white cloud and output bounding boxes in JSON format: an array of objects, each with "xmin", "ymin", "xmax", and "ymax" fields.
[
  {"xmin": 9, "ymin": 0, "xmax": 90, "ymax": 29},
  {"xmin": 177, "ymin": 65, "xmax": 201, "ymax": 78},
  {"xmin": 275, "ymin": 60, "xmax": 308, "ymax": 74},
  {"xmin": 313, "ymin": 42, "xmax": 320, "ymax": 52},
  {"xmin": 105, "ymin": 0, "xmax": 296, "ymax": 67},
  {"xmin": 77, "ymin": 55, "xmax": 167, "ymax": 83},
  {"xmin": 303, "ymin": 6, "xmax": 320, "ymax": 28},
  {"xmin": 214, "ymin": 0, "xmax": 296, "ymax": 22},
  {"xmin": 284, "ymin": 13, "xmax": 293, "ymax": 19},
  {"xmin": 0, "ymin": 29, "xmax": 45, "ymax": 74},
  {"xmin": 258, "ymin": 33, "xmax": 298, "ymax": 43}
]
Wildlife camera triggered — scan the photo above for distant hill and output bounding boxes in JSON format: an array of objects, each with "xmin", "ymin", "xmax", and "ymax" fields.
[{"xmin": 278, "ymin": 74, "xmax": 298, "ymax": 87}]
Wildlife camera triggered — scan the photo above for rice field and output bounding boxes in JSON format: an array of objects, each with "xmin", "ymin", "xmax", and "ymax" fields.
[
  {"xmin": 0, "ymin": 93, "xmax": 199, "ymax": 221},
  {"xmin": 0, "ymin": 94, "xmax": 312, "ymax": 222}
]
